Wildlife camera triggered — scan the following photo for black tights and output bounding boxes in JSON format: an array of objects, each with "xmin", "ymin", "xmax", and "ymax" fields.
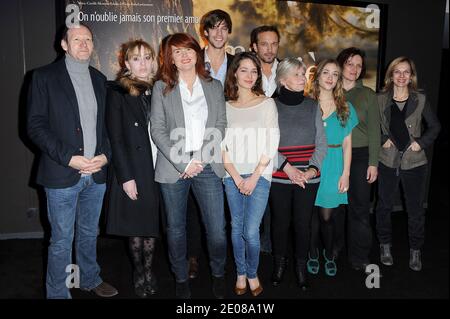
[
  {"xmin": 310, "ymin": 207, "xmax": 336, "ymax": 260},
  {"xmin": 319, "ymin": 208, "xmax": 335, "ymax": 260},
  {"xmin": 128, "ymin": 237, "xmax": 156, "ymax": 285}
]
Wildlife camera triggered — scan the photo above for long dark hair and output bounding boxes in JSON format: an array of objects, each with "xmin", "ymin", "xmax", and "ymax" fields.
[
  {"xmin": 224, "ymin": 52, "xmax": 264, "ymax": 101},
  {"xmin": 159, "ymin": 33, "xmax": 211, "ymax": 95}
]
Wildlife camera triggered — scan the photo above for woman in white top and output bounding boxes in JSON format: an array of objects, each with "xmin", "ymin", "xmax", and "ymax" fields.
[{"xmin": 223, "ymin": 52, "xmax": 280, "ymax": 297}]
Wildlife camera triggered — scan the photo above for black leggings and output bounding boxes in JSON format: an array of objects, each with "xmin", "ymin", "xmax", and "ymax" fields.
[
  {"xmin": 270, "ymin": 182, "xmax": 319, "ymax": 265},
  {"xmin": 310, "ymin": 207, "xmax": 337, "ymax": 260}
]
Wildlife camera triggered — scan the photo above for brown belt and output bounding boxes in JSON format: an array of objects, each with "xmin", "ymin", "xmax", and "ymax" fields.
[{"xmin": 328, "ymin": 144, "xmax": 342, "ymax": 148}]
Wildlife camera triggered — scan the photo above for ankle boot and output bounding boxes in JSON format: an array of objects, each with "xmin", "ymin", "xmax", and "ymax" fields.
[
  {"xmin": 295, "ymin": 259, "xmax": 309, "ymax": 291},
  {"xmin": 409, "ymin": 249, "xmax": 422, "ymax": 271},
  {"xmin": 271, "ymin": 256, "xmax": 288, "ymax": 287}
]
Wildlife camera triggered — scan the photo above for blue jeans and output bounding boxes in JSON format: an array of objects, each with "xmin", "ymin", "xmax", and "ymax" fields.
[
  {"xmin": 223, "ymin": 175, "xmax": 270, "ymax": 279},
  {"xmin": 160, "ymin": 165, "xmax": 227, "ymax": 283},
  {"xmin": 45, "ymin": 175, "xmax": 105, "ymax": 299}
]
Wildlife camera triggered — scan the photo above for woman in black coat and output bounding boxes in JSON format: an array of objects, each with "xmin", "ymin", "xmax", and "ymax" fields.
[{"xmin": 105, "ymin": 39, "xmax": 160, "ymax": 297}]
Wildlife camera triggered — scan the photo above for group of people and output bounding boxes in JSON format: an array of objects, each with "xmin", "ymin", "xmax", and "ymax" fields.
[{"xmin": 27, "ymin": 9, "xmax": 440, "ymax": 299}]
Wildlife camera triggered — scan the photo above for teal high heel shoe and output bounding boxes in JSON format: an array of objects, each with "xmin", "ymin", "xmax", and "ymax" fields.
[
  {"xmin": 323, "ymin": 249, "xmax": 337, "ymax": 276},
  {"xmin": 307, "ymin": 249, "xmax": 320, "ymax": 274}
]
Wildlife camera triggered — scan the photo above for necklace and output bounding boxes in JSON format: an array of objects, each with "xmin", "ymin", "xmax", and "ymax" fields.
[
  {"xmin": 393, "ymin": 90, "xmax": 409, "ymax": 101},
  {"xmin": 319, "ymin": 99, "xmax": 336, "ymax": 119},
  {"xmin": 393, "ymin": 94, "xmax": 408, "ymax": 101}
]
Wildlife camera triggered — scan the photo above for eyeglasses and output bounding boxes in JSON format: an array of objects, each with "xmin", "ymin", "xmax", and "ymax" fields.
[{"xmin": 393, "ymin": 70, "xmax": 411, "ymax": 76}]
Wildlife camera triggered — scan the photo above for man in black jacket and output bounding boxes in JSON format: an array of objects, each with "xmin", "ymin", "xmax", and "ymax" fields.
[
  {"xmin": 27, "ymin": 23, "xmax": 117, "ymax": 299},
  {"xmin": 200, "ymin": 9, "xmax": 234, "ymax": 87}
]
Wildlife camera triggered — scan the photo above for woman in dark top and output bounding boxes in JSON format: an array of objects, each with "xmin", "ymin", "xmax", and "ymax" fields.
[
  {"xmin": 335, "ymin": 47, "xmax": 380, "ymax": 271},
  {"xmin": 270, "ymin": 58, "xmax": 327, "ymax": 290},
  {"xmin": 105, "ymin": 39, "xmax": 160, "ymax": 297},
  {"xmin": 376, "ymin": 56, "xmax": 440, "ymax": 271}
]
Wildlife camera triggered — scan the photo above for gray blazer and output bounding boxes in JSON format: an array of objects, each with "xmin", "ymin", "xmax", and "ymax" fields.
[
  {"xmin": 378, "ymin": 91, "xmax": 440, "ymax": 170},
  {"xmin": 150, "ymin": 78, "xmax": 227, "ymax": 183}
]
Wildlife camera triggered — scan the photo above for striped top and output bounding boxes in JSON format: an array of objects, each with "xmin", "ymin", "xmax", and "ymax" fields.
[
  {"xmin": 273, "ymin": 144, "xmax": 321, "ymax": 182},
  {"xmin": 272, "ymin": 96, "xmax": 327, "ymax": 184}
]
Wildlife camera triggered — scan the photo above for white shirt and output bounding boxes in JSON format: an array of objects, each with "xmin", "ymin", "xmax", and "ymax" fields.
[
  {"xmin": 222, "ymin": 98, "xmax": 280, "ymax": 181},
  {"xmin": 147, "ymin": 123, "xmax": 158, "ymax": 169},
  {"xmin": 262, "ymin": 59, "xmax": 279, "ymax": 97},
  {"xmin": 179, "ymin": 76, "xmax": 208, "ymax": 152}
]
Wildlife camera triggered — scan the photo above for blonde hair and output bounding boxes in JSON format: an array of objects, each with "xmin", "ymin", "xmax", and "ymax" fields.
[
  {"xmin": 382, "ymin": 56, "xmax": 418, "ymax": 93},
  {"xmin": 309, "ymin": 59, "xmax": 349, "ymax": 127},
  {"xmin": 116, "ymin": 39, "xmax": 156, "ymax": 96},
  {"xmin": 275, "ymin": 57, "xmax": 306, "ymax": 92}
]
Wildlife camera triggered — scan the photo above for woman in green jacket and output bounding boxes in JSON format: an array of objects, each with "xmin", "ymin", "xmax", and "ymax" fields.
[{"xmin": 333, "ymin": 47, "xmax": 380, "ymax": 272}]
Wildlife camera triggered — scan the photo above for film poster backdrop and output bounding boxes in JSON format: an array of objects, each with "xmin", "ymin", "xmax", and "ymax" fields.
[{"xmin": 65, "ymin": 0, "xmax": 383, "ymax": 90}]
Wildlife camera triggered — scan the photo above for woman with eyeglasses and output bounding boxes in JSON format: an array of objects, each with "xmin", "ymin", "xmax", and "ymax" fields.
[{"xmin": 376, "ymin": 56, "xmax": 440, "ymax": 271}]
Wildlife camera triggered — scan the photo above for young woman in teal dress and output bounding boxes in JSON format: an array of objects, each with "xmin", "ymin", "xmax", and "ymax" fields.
[{"xmin": 307, "ymin": 59, "xmax": 358, "ymax": 276}]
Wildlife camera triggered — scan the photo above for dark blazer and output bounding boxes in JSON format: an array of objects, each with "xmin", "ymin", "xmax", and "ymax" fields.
[
  {"xmin": 226, "ymin": 53, "xmax": 235, "ymax": 71},
  {"xmin": 27, "ymin": 58, "xmax": 110, "ymax": 188},
  {"xmin": 104, "ymin": 81, "xmax": 160, "ymax": 237},
  {"xmin": 202, "ymin": 49, "xmax": 235, "ymax": 76}
]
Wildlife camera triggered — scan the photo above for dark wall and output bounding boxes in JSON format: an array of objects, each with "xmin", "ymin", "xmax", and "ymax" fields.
[
  {"xmin": 0, "ymin": 0, "xmax": 446, "ymax": 237},
  {"xmin": 360, "ymin": 0, "xmax": 446, "ymax": 209},
  {"xmin": 0, "ymin": 0, "xmax": 56, "ymax": 238},
  {"xmin": 370, "ymin": 0, "xmax": 445, "ymax": 107}
]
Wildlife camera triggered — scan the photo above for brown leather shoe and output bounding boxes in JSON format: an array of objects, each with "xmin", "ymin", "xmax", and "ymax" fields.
[
  {"xmin": 188, "ymin": 257, "xmax": 199, "ymax": 279},
  {"xmin": 85, "ymin": 282, "xmax": 118, "ymax": 298},
  {"xmin": 249, "ymin": 278, "xmax": 263, "ymax": 297},
  {"xmin": 234, "ymin": 284, "xmax": 247, "ymax": 296},
  {"xmin": 250, "ymin": 284, "xmax": 263, "ymax": 297}
]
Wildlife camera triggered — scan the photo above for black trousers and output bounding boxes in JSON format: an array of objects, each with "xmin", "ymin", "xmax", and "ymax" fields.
[
  {"xmin": 376, "ymin": 163, "xmax": 428, "ymax": 250},
  {"xmin": 346, "ymin": 147, "xmax": 373, "ymax": 265},
  {"xmin": 270, "ymin": 182, "xmax": 319, "ymax": 264},
  {"xmin": 333, "ymin": 148, "xmax": 373, "ymax": 264}
]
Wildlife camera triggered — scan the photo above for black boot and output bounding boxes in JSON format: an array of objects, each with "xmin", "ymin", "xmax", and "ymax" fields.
[
  {"xmin": 295, "ymin": 259, "xmax": 309, "ymax": 291},
  {"xmin": 133, "ymin": 269, "xmax": 147, "ymax": 298},
  {"xmin": 271, "ymin": 256, "xmax": 288, "ymax": 287}
]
